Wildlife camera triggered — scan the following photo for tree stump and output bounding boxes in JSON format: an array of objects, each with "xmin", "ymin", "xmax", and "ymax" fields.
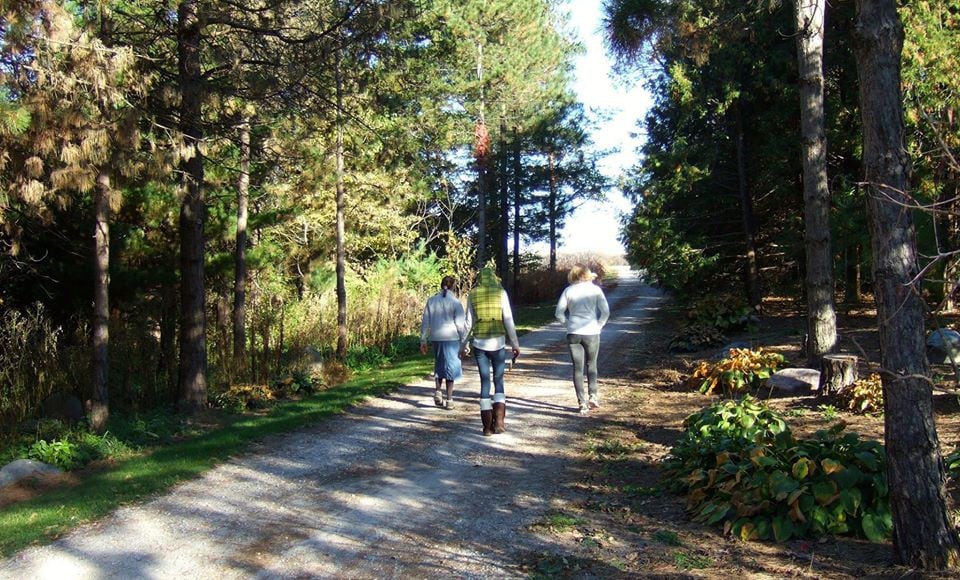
[{"xmin": 818, "ymin": 354, "xmax": 858, "ymax": 397}]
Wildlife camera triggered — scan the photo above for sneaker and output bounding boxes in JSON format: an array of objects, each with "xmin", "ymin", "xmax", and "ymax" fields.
[
  {"xmin": 579, "ymin": 406, "xmax": 590, "ymax": 415},
  {"xmin": 433, "ymin": 391, "xmax": 444, "ymax": 407},
  {"xmin": 444, "ymin": 396, "xmax": 455, "ymax": 410},
  {"xmin": 588, "ymin": 396, "xmax": 600, "ymax": 410}
]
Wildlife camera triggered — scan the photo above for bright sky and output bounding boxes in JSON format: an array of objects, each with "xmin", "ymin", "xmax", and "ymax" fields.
[{"xmin": 553, "ymin": 0, "xmax": 651, "ymax": 256}]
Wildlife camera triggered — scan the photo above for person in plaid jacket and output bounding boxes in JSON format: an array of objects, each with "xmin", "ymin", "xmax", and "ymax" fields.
[{"xmin": 463, "ymin": 268, "xmax": 521, "ymax": 436}]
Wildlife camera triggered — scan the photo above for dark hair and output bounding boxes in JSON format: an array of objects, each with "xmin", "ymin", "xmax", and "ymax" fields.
[{"xmin": 440, "ymin": 275, "xmax": 456, "ymax": 297}]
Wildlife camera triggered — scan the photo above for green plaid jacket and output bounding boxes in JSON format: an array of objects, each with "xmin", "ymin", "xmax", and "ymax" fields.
[{"xmin": 470, "ymin": 284, "xmax": 505, "ymax": 339}]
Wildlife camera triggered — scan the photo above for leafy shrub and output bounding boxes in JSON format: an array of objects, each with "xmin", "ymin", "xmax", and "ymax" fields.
[
  {"xmin": 687, "ymin": 295, "xmax": 756, "ymax": 333},
  {"xmin": 686, "ymin": 348, "xmax": 786, "ymax": 396},
  {"xmin": 836, "ymin": 373, "xmax": 884, "ymax": 415},
  {"xmin": 669, "ymin": 323, "xmax": 726, "ymax": 352},
  {"xmin": 271, "ymin": 371, "xmax": 321, "ymax": 398},
  {"xmin": 212, "ymin": 384, "xmax": 275, "ymax": 412},
  {"xmin": 74, "ymin": 431, "xmax": 133, "ymax": 460},
  {"xmin": 345, "ymin": 344, "xmax": 389, "ymax": 370},
  {"xmin": 28, "ymin": 438, "xmax": 82, "ymax": 470},
  {"xmin": 663, "ymin": 397, "xmax": 891, "ymax": 542}
]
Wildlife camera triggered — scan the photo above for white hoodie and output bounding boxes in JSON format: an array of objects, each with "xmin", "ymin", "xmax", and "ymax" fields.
[
  {"xmin": 555, "ymin": 281, "xmax": 610, "ymax": 335},
  {"xmin": 420, "ymin": 291, "xmax": 467, "ymax": 344}
]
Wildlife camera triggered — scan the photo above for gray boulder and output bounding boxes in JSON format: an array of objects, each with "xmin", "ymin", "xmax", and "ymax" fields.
[
  {"xmin": 0, "ymin": 459, "xmax": 62, "ymax": 487},
  {"xmin": 927, "ymin": 329, "xmax": 960, "ymax": 364},
  {"xmin": 41, "ymin": 392, "xmax": 85, "ymax": 423},
  {"xmin": 766, "ymin": 368, "xmax": 821, "ymax": 394},
  {"xmin": 304, "ymin": 346, "xmax": 324, "ymax": 376}
]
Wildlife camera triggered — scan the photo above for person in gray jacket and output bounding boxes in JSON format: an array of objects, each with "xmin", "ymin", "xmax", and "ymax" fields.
[
  {"xmin": 420, "ymin": 275, "xmax": 467, "ymax": 409},
  {"xmin": 555, "ymin": 265, "xmax": 610, "ymax": 414}
]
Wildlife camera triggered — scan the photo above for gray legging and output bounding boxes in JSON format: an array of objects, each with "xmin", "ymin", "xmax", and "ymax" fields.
[{"xmin": 566, "ymin": 333, "xmax": 600, "ymax": 405}]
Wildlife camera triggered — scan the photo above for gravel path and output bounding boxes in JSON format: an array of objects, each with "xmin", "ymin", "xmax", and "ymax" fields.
[{"xmin": 0, "ymin": 271, "xmax": 665, "ymax": 579}]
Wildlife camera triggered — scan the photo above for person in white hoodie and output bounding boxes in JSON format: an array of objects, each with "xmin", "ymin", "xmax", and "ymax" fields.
[
  {"xmin": 555, "ymin": 265, "xmax": 610, "ymax": 414},
  {"xmin": 420, "ymin": 275, "xmax": 467, "ymax": 409}
]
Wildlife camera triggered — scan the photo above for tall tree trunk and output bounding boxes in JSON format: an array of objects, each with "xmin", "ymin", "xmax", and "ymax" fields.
[
  {"xmin": 177, "ymin": 0, "xmax": 207, "ymax": 412},
  {"xmin": 335, "ymin": 49, "xmax": 348, "ymax": 360},
  {"xmin": 796, "ymin": 0, "xmax": 838, "ymax": 364},
  {"xmin": 548, "ymin": 149, "xmax": 558, "ymax": 272},
  {"xmin": 474, "ymin": 42, "xmax": 487, "ymax": 268},
  {"xmin": 89, "ymin": 5, "xmax": 114, "ymax": 434},
  {"xmin": 90, "ymin": 171, "xmax": 110, "ymax": 433},
  {"xmin": 853, "ymin": 0, "xmax": 960, "ymax": 569},
  {"xmin": 496, "ymin": 114, "xmax": 509, "ymax": 281},
  {"xmin": 233, "ymin": 116, "xmax": 250, "ymax": 375},
  {"xmin": 511, "ymin": 127, "xmax": 521, "ymax": 298},
  {"xmin": 735, "ymin": 103, "xmax": 762, "ymax": 310}
]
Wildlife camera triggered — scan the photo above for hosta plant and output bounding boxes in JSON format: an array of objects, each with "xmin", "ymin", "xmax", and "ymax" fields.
[
  {"xmin": 687, "ymin": 348, "xmax": 786, "ymax": 396},
  {"xmin": 28, "ymin": 438, "xmax": 82, "ymax": 470},
  {"xmin": 836, "ymin": 373, "xmax": 884, "ymax": 415},
  {"xmin": 662, "ymin": 397, "xmax": 891, "ymax": 543}
]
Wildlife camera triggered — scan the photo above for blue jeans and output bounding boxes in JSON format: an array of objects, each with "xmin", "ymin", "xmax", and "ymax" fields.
[{"xmin": 474, "ymin": 347, "xmax": 507, "ymax": 399}]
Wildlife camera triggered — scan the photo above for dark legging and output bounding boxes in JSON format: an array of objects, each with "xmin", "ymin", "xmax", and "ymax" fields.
[{"xmin": 567, "ymin": 333, "xmax": 600, "ymax": 405}]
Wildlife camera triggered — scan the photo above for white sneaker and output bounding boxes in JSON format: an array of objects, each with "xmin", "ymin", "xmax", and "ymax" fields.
[
  {"xmin": 588, "ymin": 396, "xmax": 600, "ymax": 410},
  {"xmin": 579, "ymin": 405, "xmax": 590, "ymax": 415}
]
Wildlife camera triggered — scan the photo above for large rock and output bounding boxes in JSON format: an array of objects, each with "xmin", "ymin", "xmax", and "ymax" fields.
[
  {"xmin": 40, "ymin": 391, "xmax": 85, "ymax": 423},
  {"xmin": 0, "ymin": 459, "xmax": 62, "ymax": 487},
  {"xmin": 304, "ymin": 346, "xmax": 324, "ymax": 376},
  {"xmin": 766, "ymin": 368, "xmax": 821, "ymax": 394},
  {"xmin": 927, "ymin": 329, "xmax": 960, "ymax": 364}
]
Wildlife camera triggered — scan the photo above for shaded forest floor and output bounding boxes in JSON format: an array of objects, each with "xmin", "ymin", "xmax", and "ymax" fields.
[{"xmin": 520, "ymin": 295, "xmax": 960, "ymax": 579}]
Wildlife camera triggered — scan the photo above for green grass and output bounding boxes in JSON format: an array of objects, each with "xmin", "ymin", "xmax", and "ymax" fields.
[
  {"xmin": 673, "ymin": 550, "xmax": 713, "ymax": 570},
  {"xmin": 515, "ymin": 301, "xmax": 558, "ymax": 333},
  {"xmin": 585, "ymin": 438, "xmax": 641, "ymax": 460},
  {"xmin": 537, "ymin": 511, "xmax": 583, "ymax": 532},
  {"xmin": 652, "ymin": 529, "xmax": 682, "ymax": 546},
  {"xmin": 0, "ymin": 355, "xmax": 431, "ymax": 557}
]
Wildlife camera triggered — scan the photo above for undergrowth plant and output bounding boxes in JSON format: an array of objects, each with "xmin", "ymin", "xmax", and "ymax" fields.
[
  {"xmin": 669, "ymin": 323, "xmax": 725, "ymax": 352},
  {"xmin": 662, "ymin": 397, "xmax": 891, "ymax": 543},
  {"xmin": 25, "ymin": 430, "xmax": 133, "ymax": 471},
  {"xmin": 212, "ymin": 384, "xmax": 275, "ymax": 412},
  {"xmin": 687, "ymin": 348, "xmax": 785, "ymax": 396},
  {"xmin": 686, "ymin": 295, "xmax": 756, "ymax": 333},
  {"xmin": 836, "ymin": 373, "xmax": 884, "ymax": 415}
]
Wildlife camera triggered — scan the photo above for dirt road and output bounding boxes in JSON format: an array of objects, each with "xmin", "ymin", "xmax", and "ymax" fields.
[{"xmin": 0, "ymin": 272, "xmax": 665, "ymax": 579}]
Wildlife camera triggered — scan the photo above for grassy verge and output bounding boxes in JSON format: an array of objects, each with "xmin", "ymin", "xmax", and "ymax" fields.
[
  {"xmin": 0, "ymin": 355, "xmax": 431, "ymax": 557},
  {"xmin": 516, "ymin": 301, "xmax": 557, "ymax": 333}
]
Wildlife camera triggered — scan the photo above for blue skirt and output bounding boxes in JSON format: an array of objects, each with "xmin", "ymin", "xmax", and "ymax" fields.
[{"xmin": 433, "ymin": 341, "xmax": 463, "ymax": 381}]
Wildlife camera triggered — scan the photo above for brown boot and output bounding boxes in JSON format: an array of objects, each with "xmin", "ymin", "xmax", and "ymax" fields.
[
  {"xmin": 492, "ymin": 402, "xmax": 506, "ymax": 434},
  {"xmin": 481, "ymin": 409, "xmax": 494, "ymax": 436}
]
